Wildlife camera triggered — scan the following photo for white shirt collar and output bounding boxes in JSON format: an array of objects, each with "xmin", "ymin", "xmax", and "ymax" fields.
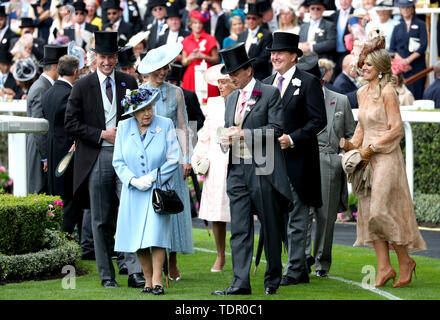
[
  {"xmin": 249, "ymin": 26, "xmax": 260, "ymax": 37},
  {"xmin": 241, "ymin": 77, "xmax": 256, "ymax": 96},
  {"xmin": 97, "ymin": 68, "xmax": 115, "ymax": 85},
  {"xmin": 311, "ymin": 17, "xmax": 322, "ymax": 26},
  {"xmin": 42, "ymin": 73, "xmax": 55, "ymax": 85},
  {"xmin": 58, "ymin": 77, "xmax": 73, "ymax": 87},
  {"xmin": 278, "ymin": 65, "xmax": 296, "ymax": 80}
]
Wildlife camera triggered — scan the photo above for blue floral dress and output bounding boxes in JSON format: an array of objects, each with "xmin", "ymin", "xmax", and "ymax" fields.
[{"xmin": 140, "ymin": 81, "xmax": 194, "ymax": 254}]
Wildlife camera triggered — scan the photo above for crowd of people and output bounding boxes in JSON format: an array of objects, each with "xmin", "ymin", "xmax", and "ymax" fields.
[{"xmin": 10, "ymin": 0, "xmax": 433, "ymax": 296}]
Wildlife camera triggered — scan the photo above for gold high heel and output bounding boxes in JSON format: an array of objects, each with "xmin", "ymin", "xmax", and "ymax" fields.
[
  {"xmin": 375, "ymin": 268, "xmax": 397, "ymax": 287},
  {"xmin": 393, "ymin": 259, "xmax": 417, "ymax": 288}
]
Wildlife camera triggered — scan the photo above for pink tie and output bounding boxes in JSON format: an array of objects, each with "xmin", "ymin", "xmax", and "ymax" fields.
[{"xmin": 237, "ymin": 91, "xmax": 247, "ymax": 119}]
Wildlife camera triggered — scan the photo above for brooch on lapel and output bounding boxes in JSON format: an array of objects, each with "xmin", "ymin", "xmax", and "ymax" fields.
[
  {"xmin": 315, "ymin": 27, "xmax": 324, "ymax": 37},
  {"xmin": 155, "ymin": 126, "xmax": 162, "ymax": 134}
]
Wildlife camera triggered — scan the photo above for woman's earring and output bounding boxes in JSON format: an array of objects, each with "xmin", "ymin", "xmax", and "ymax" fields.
[{"xmin": 378, "ymin": 72, "xmax": 383, "ymax": 79}]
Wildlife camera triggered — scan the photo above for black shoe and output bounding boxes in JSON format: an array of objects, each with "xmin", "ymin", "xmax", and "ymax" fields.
[
  {"xmin": 141, "ymin": 287, "xmax": 152, "ymax": 293},
  {"xmin": 211, "ymin": 286, "xmax": 252, "ymax": 295},
  {"xmin": 306, "ymin": 256, "xmax": 315, "ymax": 274},
  {"xmin": 279, "ymin": 275, "xmax": 310, "ymax": 286},
  {"xmin": 128, "ymin": 273, "xmax": 146, "ymax": 288},
  {"xmin": 119, "ymin": 267, "xmax": 128, "ymax": 275},
  {"xmin": 265, "ymin": 287, "xmax": 278, "ymax": 295},
  {"xmin": 316, "ymin": 270, "xmax": 329, "ymax": 278},
  {"xmin": 152, "ymin": 285, "xmax": 165, "ymax": 295},
  {"xmin": 101, "ymin": 279, "xmax": 119, "ymax": 288}
]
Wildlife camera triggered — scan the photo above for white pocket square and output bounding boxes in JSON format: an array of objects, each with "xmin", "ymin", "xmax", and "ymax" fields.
[{"xmin": 293, "ymin": 88, "xmax": 300, "ymax": 96}]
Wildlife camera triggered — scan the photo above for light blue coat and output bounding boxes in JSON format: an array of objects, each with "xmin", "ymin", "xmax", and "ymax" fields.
[{"xmin": 112, "ymin": 115, "xmax": 180, "ymax": 253}]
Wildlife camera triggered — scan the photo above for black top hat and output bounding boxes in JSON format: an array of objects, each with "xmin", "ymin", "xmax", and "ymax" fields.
[
  {"xmin": 0, "ymin": 6, "xmax": 8, "ymax": 17},
  {"xmin": 0, "ymin": 48, "xmax": 12, "ymax": 64},
  {"xmin": 19, "ymin": 17, "xmax": 37, "ymax": 28},
  {"xmin": 306, "ymin": 0, "xmax": 327, "ymax": 8},
  {"xmin": 219, "ymin": 42, "xmax": 256, "ymax": 75},
  {"xmin": 73, "ymin": 1, "xmax": 88, "ymax": 13},
  {"xmin": 148, "ymin": 0, "xmax": 167, "ymax": 8},
  {"xmin": 256, "ymin": 0, "xmax": 272, "ymax": 13},
  {"xmin": 102, "ymin": 0, "xmax": 122, "ymax": 11},
  {"xmin": 118, "ymin": 46, "xmax": 137, "ymax": 67},
  {"xmin": 266, "ymin": 32, "xmax": 303, "ymax": 57},
  {"xmin": 40, "ymin": 45, "xmax": 68, "ymax": 65},
  {"xmin": 92, "ymin": 31, "xmax": 120, "ymax": 54},
  {"xmin": 246, "ymin": 3, "xmax": 262, "ymax": 17},
  {"xmin": 166, "ymin": 63, "xmax": 183, "ymax": 82},
  {"xmin": 166, "ymin": 4, "xmax": 181, "ymax": 18},
  {"xmin": 297, "ymin": 55, "xmax": 325, "ymax": 80}
]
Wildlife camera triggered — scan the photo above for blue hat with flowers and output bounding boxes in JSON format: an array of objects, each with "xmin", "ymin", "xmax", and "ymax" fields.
[{"xmin": 121, "ymin": 87, "xmax": 160, "ymax": 116}]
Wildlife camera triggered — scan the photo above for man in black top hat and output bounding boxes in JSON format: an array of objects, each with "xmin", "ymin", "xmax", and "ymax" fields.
[
  {"xmin": 155, "ymin": 4, "xmax": 189, "ymax": 49},
  {"xmin": 200, "ymin": 0, "xmax": 230, "ymax": 49},
  {"xmin": 65, "ymin": 31, "xmax": 140, "ymax": 288},
  {"xmin": 10, "ymin": 18, "xmax": 45, "ymax": 61},
  {"xmin": 117, "ymin": 45, "xmax": 137, "ymax": 78},
  {"xmin": 26, "ymin": 45, "xmax": 68, "ymax": 195},
  {"xmin": 65, "ymin": 1, "xmax": 98, "ymax": 50},
  {"xmin": 0, "ymin": 6, "xmax": 19, "ymax": 52},
  {"xmin": 102, "ymin": 0, "xmax": 134, "ymax": 47},
  {"xmin": 212, "ymin": 42, "xmax": 293, "ymax": 296},
  {"xmin": 236, "ymin": 3, "xmax": 272, "ymax": 80},
  {"xmin": 0, "ymin": 48, "xmax": 23, "ymax": 99},
  {"xmin": 263, "ymin": 32, "xmax": 327, "ymax": 286},
  {"xmin": 298, "ymin": 0, "xmax": 336, "ymax": 61},
  {"xmin": 144, "ymin": 0, "xmax": 168, "ymax": 50}
]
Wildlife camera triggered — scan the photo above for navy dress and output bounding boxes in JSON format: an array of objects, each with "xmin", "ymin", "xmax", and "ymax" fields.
[{"xmin": 390, "ymin": 17, "xmax": 428, "ymax": 100}]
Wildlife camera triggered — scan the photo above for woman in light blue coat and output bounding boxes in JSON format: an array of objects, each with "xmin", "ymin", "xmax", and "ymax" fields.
[
  {"xmin": 138, "ymin": 42, "xmax": 194, "ymax": 281},
  {"xmin": 113, "ymin": 88, "xmax": 180, "ymax": 295}
]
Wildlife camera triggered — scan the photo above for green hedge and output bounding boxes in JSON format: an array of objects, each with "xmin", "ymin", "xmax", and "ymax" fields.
[
  {"xmin": 0, "ymin": 229, "xmax": 81, "ymax": 281},
  {"xmin": 0, "ymin": 194, "xmax": 63, "ymax": 255},
  {"xmin": 413, "ymin": 192, "xmax": 440, "ymax": 224}
]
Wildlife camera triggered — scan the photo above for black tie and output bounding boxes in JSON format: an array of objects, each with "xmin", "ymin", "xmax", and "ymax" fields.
[{"xmin": 105, "ymin": 77, "xmax": 113, "ymax": 103}]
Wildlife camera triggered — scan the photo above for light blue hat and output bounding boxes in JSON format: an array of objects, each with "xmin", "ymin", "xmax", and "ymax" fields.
[
  {"xmin": 138, "ymin": 42, "xmax": 183, "ymax": 74},
  {"xmin": 121, "ymin": 87, "xmax": 160, "ymax": 116},
  {"xmin": 68, "ymin": 41, "xmax": 85, "ymax": 69}
]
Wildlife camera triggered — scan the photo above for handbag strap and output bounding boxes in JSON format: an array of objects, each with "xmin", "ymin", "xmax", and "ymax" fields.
[{"xmin": 156, "ymin": 167, "xmax": 170, "ymax": 191}]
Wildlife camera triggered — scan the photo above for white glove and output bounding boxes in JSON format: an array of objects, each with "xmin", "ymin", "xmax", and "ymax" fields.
[
  {"xmin": 130, "ymin": 175, "xmax": 154, "ymax": 191},
  {"xmin": 191, "ymin": 156, "xmax": 199, "ymax": 175},
  {"xmin": 138, "ymin": 173, "xmax": 155, "ymax": 189}
]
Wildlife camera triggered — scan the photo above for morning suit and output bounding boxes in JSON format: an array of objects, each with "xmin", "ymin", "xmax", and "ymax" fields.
[
  {"xmin": 0, "ymin": 26, "xmax": 19, "ymax": 51},
  {"xmin": 423, "ymin": 78, "xmax": 440, "ymax": 108},
  {"xmin": 237, "ymin": 27, "xmax": 273, "ymax": 81},
  {"xmin": 389, "ymin": 17, "xmax": 428, "ymax": 100},
  {"xmin": 263, "ymin": 67, "xmax": 327, "ymax": 281},
  {"xmin": 204, "ymin": 12, "xmax": 230, "ymax": 49},
  {"xmin": 26, "ymin": 74, "xmax": 53, "ymax": 194},
  {"xmin": 155, "ymin": 28, "xmax": 190, "ymax": 48},
  {"xmin": 113, "ymin": 115, "xmax": 180, "ymax": 252},
  {"xmin": 225, "ymin": 79, "xmax": 293, "ymax": 290},
  {"xmin": 42, "ymin": 79, "xmax": 83, "ymax": 235},
  {"xmin": 299, "ymin": 18, "xmax": 336, "ymax": 61},
  {"xmin": 145, "ymin": 18, "xmax": 167, "ymax": 50},
  {"xmin": 4, "ymin": 72, "xmax": 24, "ymax": 99},
  {"xmin": 102, "ymin": 20, "xmax": 133, "ymax": 47},
  {"xmin": 333, "ymin": 72, "xmax": 358, "ymax": 95},
  {"xmin": 65, "ymin": 70, "xmax": 138, "ymax": 281},
  {"xmin": 305, "ymin": 87, "xmax": 355, "ymax": 272}
]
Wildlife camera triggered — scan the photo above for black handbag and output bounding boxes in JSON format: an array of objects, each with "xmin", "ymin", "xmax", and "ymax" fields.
[{"xmin": 152, "ymin": 167, "xmax": 184, "ymax": 215}]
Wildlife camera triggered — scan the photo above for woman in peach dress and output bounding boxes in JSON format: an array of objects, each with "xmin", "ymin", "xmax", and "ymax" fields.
[
  {"xmin": 191, "ymin": 64, "xmax": 235, "ymax": 272},
  {"xmin": 340, "ymin": 37, "xmax": 426, "ymax": 288}
]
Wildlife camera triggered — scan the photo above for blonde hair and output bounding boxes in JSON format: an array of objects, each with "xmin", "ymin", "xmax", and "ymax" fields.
[
  {"xmin": 365, "ymin": 49, "xmax": 397, "ymax": 100},
  {"xmin": 278, "ymin": 7, "xmax": 298, "ymax": 30},
  {"xmin": 229, "ymin": 15, "xmax": 244, "ymax": 36},
  {"xmin": 318, "ymin": 58, "xmax": 335, "ymax": 72}
]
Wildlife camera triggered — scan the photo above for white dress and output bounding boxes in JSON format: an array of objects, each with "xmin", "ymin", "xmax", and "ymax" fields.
[{"xmin": 192, "ymin": 96, "xmax": 231, "ymax": 222}]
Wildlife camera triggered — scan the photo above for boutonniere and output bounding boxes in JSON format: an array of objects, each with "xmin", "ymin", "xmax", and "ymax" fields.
[
  {"xmin": 251, "ymin": 89, "xmax": 262, "ymax": 99},
  {"xmin": 315, "ymin": 27, "xmax": 324, "ymax": 37},
  {"xmin": 159, "ymin": 23, "xmax": 168, "ymax": 36},
  {"xmin": 291, "ymin": 78, "xmax": 302, "ymax": 87},
  {"xmin": 121, "ymin": 82, "xmax": 126, "ymax": 87},
  {"xmin": 257, "ymin": 32, "xmax": 263, "ymax": 39},
  {"xmin": 155, "ymin": 126, "xmax": 162, "ymax": 133}
]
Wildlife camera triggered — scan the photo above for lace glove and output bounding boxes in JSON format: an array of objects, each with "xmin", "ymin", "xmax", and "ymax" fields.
[
  {"xmin": 358, "ymin": 145, "xmax": 375, "ymax": 169},
  {"xmin": 339, "ymin": 138, "xmax": 356, "ymax": 152}
]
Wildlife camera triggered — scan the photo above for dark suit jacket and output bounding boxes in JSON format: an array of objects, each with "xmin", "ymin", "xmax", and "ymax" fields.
[
  {"xmin": 333, "ymin": 72, "xmax": 358, "ymax": 94},
  {"xmin": 155, "ymin": 28, "xmax": 190, "ymax": 48},
  {"xmin": 0, "ymin": 27, "xmax": 19, "ymax": 51},
  {"xmin": 64, "ymin": 71, "xmax": 138, "ymax": 208},
  {"xmin": 4, "ymin": 72, "xmax": 24, "ymax": 99},
  {"xmin": 423, "ymin": 78, "xmax": 440, "ymax": 108},
  {"xmin": 42, "ymin": 80, "xmax": 74, "ymax": 197},
  {"xmin": 102, "ymin": 0, "xmax": 143, "ymax": 34},
  {"xmin": 237, "ymin": 27, "xmax": 272, "ymax": 81},
  {"xmin": 203, "ymin": 13, "xmax": 230, "ymax": 49},
  {"xmin": 224, "ymin": 80, "xmax": 293, "ymax": 212},
  {"xmin": 263, "ymin": 68, "xmax": 327, "ymax": 208},
  {"xmin": 102, "ymin": 20, "xmax": 133, "ymax": 47},
  {"xmin": 144, "ymin": 19, "xmax": 165, "ymax": 50},
  {"xmin": 299, "ymin": 18, "xmax": 336, "ymax": 60},
  {"xmin": 10, "ymin": 36, "xmax": 45, "ymax": 61},
  {"xmin": 183, "ymin": 88, "xmax": 205, "ymax": 131}
]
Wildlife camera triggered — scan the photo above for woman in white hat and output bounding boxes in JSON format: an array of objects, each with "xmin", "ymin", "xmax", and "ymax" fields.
[
  {"xmin": 138, "ymin": 42, "xmax": 193, "ymax": 281},
  {"xmin": 191, "ymin": 64, "xmax": 236, "ymax": 272},
  {"xmin": 113, "ymin": 87, "xmax": 180, "ymax": 295}
]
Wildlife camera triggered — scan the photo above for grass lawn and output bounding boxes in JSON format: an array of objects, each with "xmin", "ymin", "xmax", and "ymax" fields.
[{"xmin": 0, "ymin": 228, "xmax": 439, "ymax": 300}]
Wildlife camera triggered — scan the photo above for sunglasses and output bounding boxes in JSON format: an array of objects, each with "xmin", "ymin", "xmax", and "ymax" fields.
[
  {"xmin": 75, "ymin": 11, "xmax": 85, "ymax": 15},
  {"xmin": 246, "ymin": 16, "xmax": 258, "ymax": 20},
  {"xmin": 107, "ymin": 11, "xmax": 119, "ymax": 15}
]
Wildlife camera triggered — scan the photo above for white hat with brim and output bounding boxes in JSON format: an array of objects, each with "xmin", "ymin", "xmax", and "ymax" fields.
[
  {"xmin": 127, "ymin": 31, "xmax": 149, "ymax": 48},
  {"xmin": 138, "ymin": 42, "xmax": 183, "ymax": 74},
  {"xmin": 122, "ymin": 89, "xmax": 160, "ymax": 117},
  {"xmin": 204, "ymin": 64, "xmax": 229, "ymax": 87}
]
